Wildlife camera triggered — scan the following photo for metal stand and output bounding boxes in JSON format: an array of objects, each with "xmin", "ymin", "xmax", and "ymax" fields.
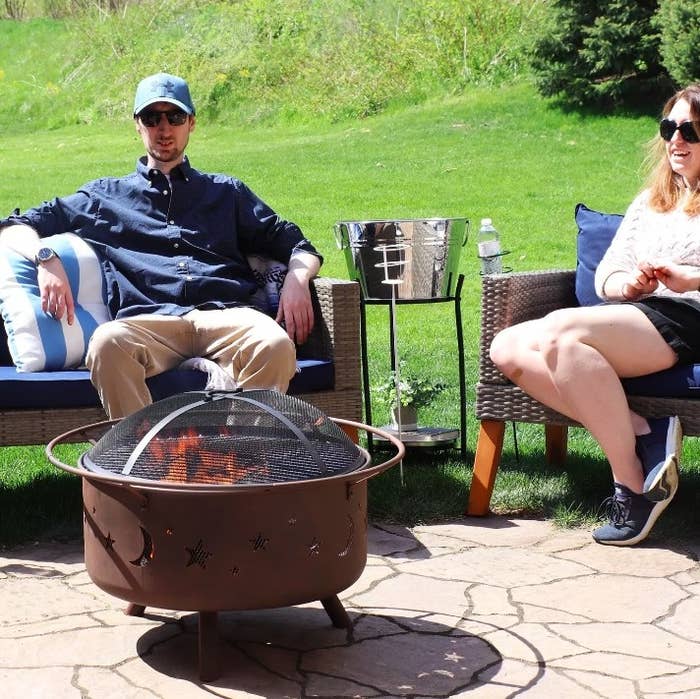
[{"xmin": 360, "ymin": 273, "xmax": 467, "ymax": 456}]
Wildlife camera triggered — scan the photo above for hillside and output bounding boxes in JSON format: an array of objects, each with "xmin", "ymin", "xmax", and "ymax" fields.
[{"xmin": 0, "ymin": 0, "xmax": 543, "ymax": 132}]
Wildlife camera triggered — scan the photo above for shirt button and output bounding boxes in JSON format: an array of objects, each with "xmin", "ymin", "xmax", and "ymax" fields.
[
  {"xmin": 186, "ymin": 276, "xmax": 193, "ymax": 281},
  {"xmin": 169, "ymin": 220, "xmax": 175, "ymax": 224},
  {"xmin": 173, "ymin": 243, "xmax": 179, "ymax": 249},
  {"xmin": 163, "ymin": 190, "xmax": 169, "ymax": 195}
]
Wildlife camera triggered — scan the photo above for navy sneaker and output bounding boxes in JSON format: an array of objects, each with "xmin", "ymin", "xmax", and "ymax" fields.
[
  {"xmin": 637, "ymin": 416, "xmax": 681, "ymax": 502},
  {"xmin": 592, "ymin": 483, "xmax": 673, "ymax": 546}
]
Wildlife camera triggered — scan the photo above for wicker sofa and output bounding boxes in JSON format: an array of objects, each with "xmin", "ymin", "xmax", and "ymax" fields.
[
  {"xmin": 467, "ymin": 269, "xmax": 700, "ymax": 516},
  {"xmin": 0, "ymin": 276, "xmax": 362, "ymax": 446}
]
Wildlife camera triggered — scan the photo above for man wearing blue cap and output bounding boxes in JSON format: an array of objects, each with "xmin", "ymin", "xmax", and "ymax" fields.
[{"xmin": 0, "ymin": 73, "xmax": 322, "ymax": 418}]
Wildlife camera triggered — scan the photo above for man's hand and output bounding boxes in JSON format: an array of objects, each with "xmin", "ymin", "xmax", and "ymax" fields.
[
  {"xmin": 275, "ymin": 252, "xmax": 321, "ymax": 344},
  {"xmin": 0, "ymin": 223, "xmax": 75, "ymax": 323},
  {"xmin": 38, "ymin": 258, "xmax": 75, "ymax": 324}
]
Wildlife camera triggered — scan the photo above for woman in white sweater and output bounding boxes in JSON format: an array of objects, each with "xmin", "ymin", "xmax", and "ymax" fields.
[{"xmin": 490, "ymin": 83, "xmax": 700, "ymax": 546}]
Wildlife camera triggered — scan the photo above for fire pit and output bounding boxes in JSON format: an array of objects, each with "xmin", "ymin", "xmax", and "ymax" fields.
[{"xmin": 47, "ymin": 390, "xmax": 404, "ymax": 681}]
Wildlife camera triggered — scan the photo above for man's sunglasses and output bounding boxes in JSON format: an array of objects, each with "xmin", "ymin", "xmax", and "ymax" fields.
[
  {"xmin": 138, "ymin": 109, "xmax": 189, "ymax": 127},
  {"xmin": 659, "ymin": 118, "xmax": 700, "ymax": 143}
]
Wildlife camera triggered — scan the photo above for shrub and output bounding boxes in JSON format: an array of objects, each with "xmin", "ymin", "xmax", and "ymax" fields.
[
  {"xmin": 530, "ymin": 0, "xmax": 671, "ymax": 111},
  {"xmin": 655, "ymin": 0, "xmax": 700, "ymax": 87}
]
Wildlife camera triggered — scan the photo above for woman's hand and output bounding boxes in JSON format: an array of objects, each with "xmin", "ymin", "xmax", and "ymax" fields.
[
  {"xmin": 649, "ymin": 261, "xmax": 700, "ymax": 294},
  {"xmin": 620, "ymin": 261, "xmax": 659, "ymax": 300}
]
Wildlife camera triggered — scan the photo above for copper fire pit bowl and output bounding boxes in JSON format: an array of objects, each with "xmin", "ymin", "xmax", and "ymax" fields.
[{"xmin": 47, "ymin": 390, "xmax": 405, "ymax": 681}]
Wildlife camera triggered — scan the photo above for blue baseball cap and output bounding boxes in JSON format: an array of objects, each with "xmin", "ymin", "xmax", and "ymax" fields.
[{"xmin": 133, "ymin": 73, "xmax": 195, "ymax": 116}]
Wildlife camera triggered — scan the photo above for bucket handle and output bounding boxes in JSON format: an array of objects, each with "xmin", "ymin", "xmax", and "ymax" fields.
[
  {"xmin": 462, "ymin": 219, "xmax": 470, "ymax": 247},
  {"xmin": 333, "ymin": 223, "xmax": 347, "ymax": 250}
]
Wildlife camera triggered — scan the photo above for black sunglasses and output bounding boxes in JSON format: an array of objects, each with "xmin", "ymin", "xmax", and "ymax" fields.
[
  {"xmin": 138, "ymin": 109, "xmax": 189, "ymax": 127},
  {"xmin": 659, "ymin": 118, "xmax": 700, "ymax": 143}
]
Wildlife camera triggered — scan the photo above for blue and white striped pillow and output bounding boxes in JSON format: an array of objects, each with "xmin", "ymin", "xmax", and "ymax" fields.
[{"xmin": 0, "ymin": 233, "xmax": 110, "ymax": 371}]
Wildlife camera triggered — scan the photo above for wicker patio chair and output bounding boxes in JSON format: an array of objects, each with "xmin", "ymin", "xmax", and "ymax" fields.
[
  {"xmin": 467, "ymin": 269, "xmax": 700, "ymax": 516},
  {"xmin": 0, "ymin": 276, "xmax": 361, "ymax": 447}
]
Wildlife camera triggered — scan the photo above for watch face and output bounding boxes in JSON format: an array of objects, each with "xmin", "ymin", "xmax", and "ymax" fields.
[{"xmin": 36, "ymin": 247, "xmax": 56, "ymax": 263}]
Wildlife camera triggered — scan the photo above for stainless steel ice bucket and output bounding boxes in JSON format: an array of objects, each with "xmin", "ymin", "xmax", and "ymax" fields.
[{"xmin": 334, "ymin": 218, "xmax": 469, "ymax": 300}]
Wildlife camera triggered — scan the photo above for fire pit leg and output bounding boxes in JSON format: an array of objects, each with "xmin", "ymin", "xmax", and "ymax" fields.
[
  {"xmin": 125, "ymin": 603, "xmax": 146, "ymax": 617},
  {"xmin": 198, "ymin": 611, "xmax": 220, "ymax": 682},
  {"xmin": 321, "ymin": 595, "xmax": 352, "ymax": 629}
]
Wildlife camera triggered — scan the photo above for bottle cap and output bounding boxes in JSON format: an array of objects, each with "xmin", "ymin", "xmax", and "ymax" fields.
[{"xmin": 480, "ymin": 218, "xmax": 492, "ymax": 226}]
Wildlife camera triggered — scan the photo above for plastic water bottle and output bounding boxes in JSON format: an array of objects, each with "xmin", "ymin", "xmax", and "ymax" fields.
[{"xmin": 477, "ymin": 218, "xmax": 502, "ymax": 274}]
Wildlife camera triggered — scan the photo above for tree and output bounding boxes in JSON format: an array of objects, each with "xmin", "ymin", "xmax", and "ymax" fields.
[
  {"xmin": 655, "ymin": 0, "xmax": 700, "ymax": 87},
  {"xmin": 530, "ymin": 0, "xmax": 671, "ymax": 111}
]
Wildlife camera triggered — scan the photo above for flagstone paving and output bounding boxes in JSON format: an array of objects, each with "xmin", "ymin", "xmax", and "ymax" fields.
[{"xmin": 1, "ymin": 516, "xmax": 699, "ymax": 698}]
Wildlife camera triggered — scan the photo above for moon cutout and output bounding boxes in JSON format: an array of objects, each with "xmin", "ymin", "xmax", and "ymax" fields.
[
  {"xmin": 129, "ymin": 527, "xmax": 154, "ymax": 567},
  {"xmin": 338, "ymin": 515, "xmax": 354, "ymax": 558}
]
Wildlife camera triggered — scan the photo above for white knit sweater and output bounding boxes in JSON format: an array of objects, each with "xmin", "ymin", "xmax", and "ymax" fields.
[{"xmin": 595, "ymin": 189, "xmax": 700, "ymax": 301}]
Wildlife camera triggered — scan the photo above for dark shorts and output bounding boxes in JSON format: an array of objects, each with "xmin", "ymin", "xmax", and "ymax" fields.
[{"xmin": 629, "ymin": 296, "xmax": 700, "ymax": 364}]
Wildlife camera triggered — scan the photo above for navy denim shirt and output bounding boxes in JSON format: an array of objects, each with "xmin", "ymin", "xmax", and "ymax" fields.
[{"xmin": 0, "ymin": 157, "xmax": 321, "ymax": 319}]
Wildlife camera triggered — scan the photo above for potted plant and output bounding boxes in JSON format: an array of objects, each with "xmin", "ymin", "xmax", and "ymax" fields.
[{"xmin": 371, "ymin": 361, "xmax": 446, "ymax": 431}]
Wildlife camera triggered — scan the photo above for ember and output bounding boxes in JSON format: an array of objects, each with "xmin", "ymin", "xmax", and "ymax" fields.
[{"xmin": 145, "ymin": 426, "xmax": 270, "ymax": 485}]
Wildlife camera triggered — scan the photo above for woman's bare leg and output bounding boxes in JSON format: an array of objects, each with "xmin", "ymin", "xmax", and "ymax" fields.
[{"xmin": 490, "ymin": 304, "xmax": 678, "ymax": 493}]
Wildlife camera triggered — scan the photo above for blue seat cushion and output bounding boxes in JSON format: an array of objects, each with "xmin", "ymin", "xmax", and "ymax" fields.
[
  {"xmin": 0, "ymin": 359, "xmax": 334, "ymax": 410},
  {"xmin": 622, "ymin": 364, "xmax": 700, "ymax": 398}
]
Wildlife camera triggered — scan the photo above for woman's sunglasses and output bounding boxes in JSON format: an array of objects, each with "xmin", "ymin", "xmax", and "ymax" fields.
[
  {"xmin": 659, "ymin": 118, "xmax": 700, "ymax": 143},
  {"xmin": 138, "ymin": 109, "xmax": 189, "ymax": 127}
]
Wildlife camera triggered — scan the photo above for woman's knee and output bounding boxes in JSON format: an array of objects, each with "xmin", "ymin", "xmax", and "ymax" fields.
[
  {"xmin": 538, "ymin": 309, "xmax": 590, "ymax": 353},
  {"xmin": 489, "ymin": 311, "xmax": 578, "ymax": 371},
  {"xmin": 490, "ymin": 325, "xmax": 528, "ymax": 373},
  {"xmin": 490, "ymin": 328, "xmax": 513, "ymax": 368}
]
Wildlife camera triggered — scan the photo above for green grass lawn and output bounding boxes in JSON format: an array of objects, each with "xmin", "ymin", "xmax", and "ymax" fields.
[{"xmin": 2, "ymin": 82, "xmax": 699, "ymax": 547}]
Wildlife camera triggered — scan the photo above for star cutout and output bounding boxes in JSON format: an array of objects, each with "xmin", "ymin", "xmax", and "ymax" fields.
[
  {"xmin": 185, "ymin": 539, "xmax": 212, "ymax": 569},
  {"xmin": 249, "ymin": 533, "xmax": 269, "ymax": 551}
]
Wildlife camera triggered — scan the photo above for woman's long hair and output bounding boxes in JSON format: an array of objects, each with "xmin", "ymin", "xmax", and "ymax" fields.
[{"xmin": 647, "ymin": 84, "xmax": 700, "ymax": 216}]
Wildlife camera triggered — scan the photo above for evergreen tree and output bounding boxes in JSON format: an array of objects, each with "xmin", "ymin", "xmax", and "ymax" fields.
[
  {"xmin": 530, "ymin": 0, "xmax": 671, "ymax": 110},
  {"xmin": 655, "ymin": 0, "xmax": 700, "ymax": 87}
]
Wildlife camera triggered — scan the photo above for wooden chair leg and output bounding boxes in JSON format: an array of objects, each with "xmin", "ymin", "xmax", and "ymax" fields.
[
  {"xmin": 545, "ymin": 424, "xmax": 568, "ymax": 465},
  {"xmin": 467, "ymin": 420, "xmax": 506, "ymax": 516}
]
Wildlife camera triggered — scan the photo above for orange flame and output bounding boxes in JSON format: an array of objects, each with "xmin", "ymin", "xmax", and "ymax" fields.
[{"xmin": 144, "ymin": 427, "xmax": 269, "ymax": 484}]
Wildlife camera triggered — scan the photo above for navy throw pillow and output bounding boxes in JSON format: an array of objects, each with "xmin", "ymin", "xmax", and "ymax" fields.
[{"xmin": 574, "ymin": 203, "xmax": 624, "ymax": 306}]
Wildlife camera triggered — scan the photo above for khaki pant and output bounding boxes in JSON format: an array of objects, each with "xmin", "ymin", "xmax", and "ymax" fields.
[{"xmin": 85, "ymin": 307, "xmax": 296, "ymax": 419}]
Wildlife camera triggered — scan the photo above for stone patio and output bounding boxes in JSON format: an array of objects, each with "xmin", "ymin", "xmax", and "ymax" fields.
[{"xmin": 1, "ymin": 516, "xmax": 699, "ymax": 698}]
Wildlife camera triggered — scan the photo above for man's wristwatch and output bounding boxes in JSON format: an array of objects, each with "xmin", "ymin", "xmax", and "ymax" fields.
[{"xmin": 35, "ymin": 247, "xmax": 59, "ymax": 266}]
